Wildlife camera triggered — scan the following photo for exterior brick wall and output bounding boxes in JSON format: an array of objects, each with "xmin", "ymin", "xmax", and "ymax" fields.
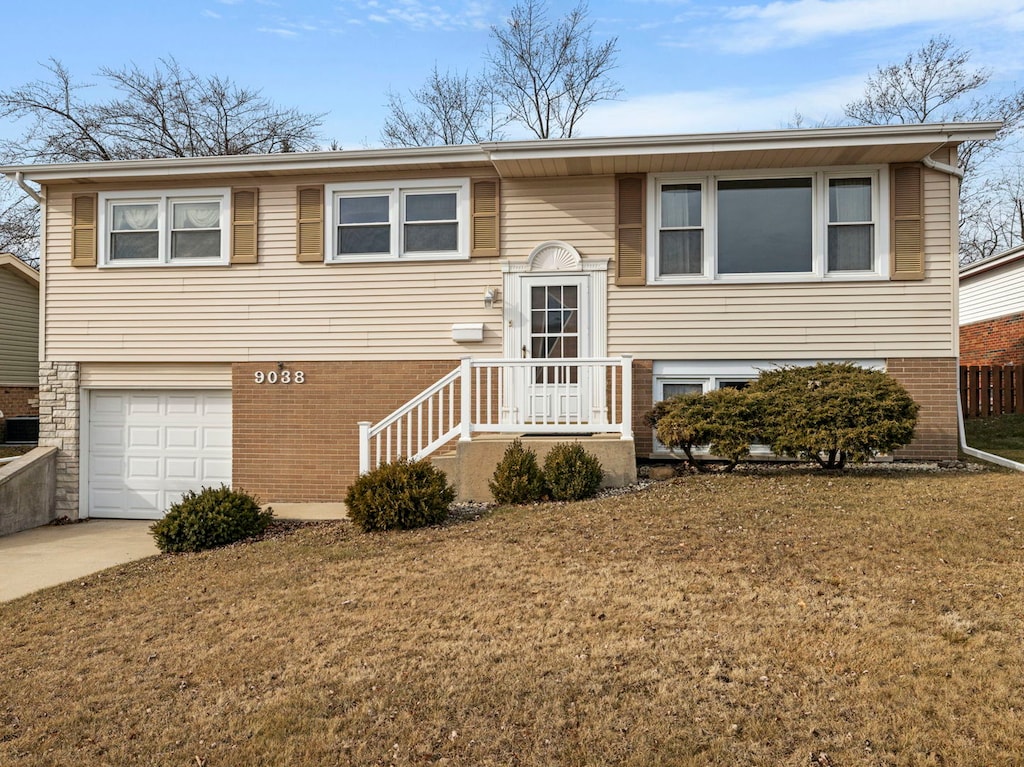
[
  {"xmin": 632, "ymin": 359, "xmax": 654, "ymax": 457},
  {"xmin": 233, "ymin": 360, "xmax": 458, "ymax": 502},
  {"xmin": 960, "ymin": 313, "xmax": 1024, "ymax": 366},
  {"xmin": 0, "ymin": 386, "xmax": 39, "ymax": 442},
  {"xmin": 886, "ymin": 357, "xmax": 959, "ymax": 460},
  {"xmin": 37, "ymin": 361, "xmax": 80, "ymax": 518}
]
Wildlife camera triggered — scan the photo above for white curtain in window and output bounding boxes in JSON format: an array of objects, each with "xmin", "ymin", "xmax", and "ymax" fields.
[
  {"xmin": 175, "ymin": 202, "xmax": 221, "ymax": 229},
  {"xmin": 114, "ymin": 204, "xmax": 159, "ymax": 231},
  {"xmin": 829, "ymin": 179, "xmax": 871, "ymax": 223}
]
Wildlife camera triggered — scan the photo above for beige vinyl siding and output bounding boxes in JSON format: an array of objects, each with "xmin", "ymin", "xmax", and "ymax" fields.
[
  {"xmin": 80, "ymin": 362, "xmax": 232, "ymax": 387},
  {"xmin": 609, "ymin": 164, "xmax": 958, "ymax": 358},
  {"xmin": 501, "ymin": 176, "xmax": 615, "ymax": 260},
  {"xmin": 44, "ymin": 181, "xmax": 505, "ymax": 362},
  {"xmin": 0, "ymin": 267, "xmax": 40, "ymax": 385}
]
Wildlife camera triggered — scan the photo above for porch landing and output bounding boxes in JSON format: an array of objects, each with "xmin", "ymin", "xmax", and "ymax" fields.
[{"xmin": 432, "ymin": 434, "xmax": 637, "ymax": 503}]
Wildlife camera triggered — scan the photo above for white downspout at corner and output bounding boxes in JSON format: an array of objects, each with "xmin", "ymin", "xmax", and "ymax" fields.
[
  {"xmin": 921, "ymin": 154, "xmax": 965, "ymax": 179},
  {"xmin": 11, "ymin": 172, "xmax": 42, "ymax": 204}
]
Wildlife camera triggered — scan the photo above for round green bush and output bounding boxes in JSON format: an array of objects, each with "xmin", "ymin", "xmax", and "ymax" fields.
[
  {"xmin": 488, "ymin": 438, "xmax": 547, "ymax": 504},
  {"xmin": 543, "ymin": 442, "xmax": 604, "ymax": 501},
  {"xmin": 345, "ymin": 459, "xmax": 455, "ymax": 532},
  {"xmin": 150, "ymin": 485, "xmax": 273, "ymax": 553}
]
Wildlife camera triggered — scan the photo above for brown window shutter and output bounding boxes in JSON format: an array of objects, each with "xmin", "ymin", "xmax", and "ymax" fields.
[
  {"xmin": 471, "ymin": 178, "xmax": 500, "ymax": 257},
  {"xmin": 615, "ymin": 175, "xmax": 646, "ymax": 286},
  {"xmin": 231, "ymin": 188, "xmax": 259, "ymax": 264},
  {"xmin": 296, "ymin": 185, "xmax": 324, "ymax": 262},
  {"xmin": 890, "ymin": 164, "xmax": 925, "ymax": 280},
  {"xmin": 71, "ymin": 193, "xmax": 98, "ymax": 267}
]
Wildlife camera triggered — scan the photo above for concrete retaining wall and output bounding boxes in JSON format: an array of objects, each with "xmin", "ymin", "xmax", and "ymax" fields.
[{"xmin": 0, "ymin": 446, "xmax": 58, "ymax": 536}]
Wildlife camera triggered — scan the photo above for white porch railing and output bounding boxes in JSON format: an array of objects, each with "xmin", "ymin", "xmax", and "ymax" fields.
[{"xmin": 359, "ymin": 355, "xmax": 633, "ymax": 473}]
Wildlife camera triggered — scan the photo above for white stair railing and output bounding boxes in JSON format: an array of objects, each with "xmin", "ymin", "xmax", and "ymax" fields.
[{"xmin": 359, "ymin": 355, "xmax": 633, "ymax": 473}]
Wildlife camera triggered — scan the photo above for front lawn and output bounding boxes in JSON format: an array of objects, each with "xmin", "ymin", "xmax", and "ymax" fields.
[
  {"xmin": 963, "ymin": 412, "xmax": 1024, "ymax": 462},
  {"xmin": 2, "ymin": 468, "xmax": 1023, "ymax": 766}
]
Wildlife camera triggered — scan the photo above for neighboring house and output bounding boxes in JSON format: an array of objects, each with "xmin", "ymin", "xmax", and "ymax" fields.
[
  {"xmin": 959, "ymin": 244, "xmax": 1024, "ymax": 366},
  {"xmin": 0, "ymin": 253, "xmax": 40, "ymax": 441},
  {"xmin": 1, "ymin": 121, "xmax": 999, "ymax": 520}
]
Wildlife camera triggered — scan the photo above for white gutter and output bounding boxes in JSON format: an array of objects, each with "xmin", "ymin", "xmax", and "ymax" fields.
[
  {"xmin": 13, "ymin": 172, "xmax": 41, "ymax": 204},
  {"xmin": 921, "ymin": 154, "xmax": 965, "ymax": 179},
  {"xmin": 957, "ymin": 394, "xmax": 1024, "ymax": 471}
]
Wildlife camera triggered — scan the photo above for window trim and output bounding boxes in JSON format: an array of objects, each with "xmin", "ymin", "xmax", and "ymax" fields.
[
  {"xmin": 325, "ymin": 178, "xmax": 470, "ymax": 263},
  {"xmin": 647, "ymin": 167, "xmax": 889, "ymax": 284},
  {"xmin": 98, "ymin": 188, "xmax": 230, "ymax": 267}
]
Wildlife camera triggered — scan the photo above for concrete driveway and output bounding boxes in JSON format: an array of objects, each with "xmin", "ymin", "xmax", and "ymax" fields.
[
  {"xmin": 0, "ymin": 519, "xmax": 157, "ymax": 602},
  {"xmin": 0, "ymin": 503, "xmax": 346, "ymax": 603}
]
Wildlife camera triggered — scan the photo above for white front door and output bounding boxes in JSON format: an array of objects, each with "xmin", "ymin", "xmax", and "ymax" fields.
[{"xmin": 517, "ymin": 274, "xmax": 591, "ymax": 423}]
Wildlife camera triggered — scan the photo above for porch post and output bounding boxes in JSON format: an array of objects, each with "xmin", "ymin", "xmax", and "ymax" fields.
[
  {"xmin": 460, "ymin": 356, "xmax": 473, "ymax": 441},
  {"xmin": 620, "ymin": 354, "xmax": 633, "ymax": 440},
  {"xmin": 358, "ymin": 421, "xmax": 372, "ymax": 473}
]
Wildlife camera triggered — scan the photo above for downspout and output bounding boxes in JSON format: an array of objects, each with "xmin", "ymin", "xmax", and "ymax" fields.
[
  {"xmin": 921, "ymin": 154, "xmax": 965, "ymax": 179},
  {"xmin": 12, "ymin": 172, "xmax": 41, "ymax": 204},
  {"xmin": 957, "ymin": 395, "xmax": 1024, "ymax": 471}
]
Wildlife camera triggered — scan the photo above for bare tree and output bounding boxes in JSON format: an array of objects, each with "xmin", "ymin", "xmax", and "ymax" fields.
[
  {"xmin": 0, "ymin": 57, "xmax": 325, "ymax": 265},
  {"xmin": 489, "ymin": 0, "xmax": 621, "ymax": 139},
  {"xmin": 0, "ymin": 188, "xmax": 39, "ymax": 267},
  {"xmin": 844, "ymin": 36, "xmax": 1024, "ymax": 263},
  {"xmin": 380, "ymin": 66, "xmax": 507, "ymax": 147},
  {"xmin": 0, "ymin": 57, "xmax": 324, "ymax": 163}
]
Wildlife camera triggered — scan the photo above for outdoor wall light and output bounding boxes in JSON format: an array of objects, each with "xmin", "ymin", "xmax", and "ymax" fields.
[{"xmin": 483, "ymin": 287, "xmax": 498, "ymax": 308}]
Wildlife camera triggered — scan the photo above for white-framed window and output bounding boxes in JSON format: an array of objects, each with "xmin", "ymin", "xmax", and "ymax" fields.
[
  {"xmin": 325, "ymin": 178, "xmax": 470, "ymax": 262},
  {"xmin": 99, "ymin": 189, "xmax": 230, "ymax": 267},
  {"xmin": 650, "ymin": 359, "xmax": 885, "ymax": 456},
  {"xmin": 648, "ymin": 169, "xmax": 887, "ymax": 283}
]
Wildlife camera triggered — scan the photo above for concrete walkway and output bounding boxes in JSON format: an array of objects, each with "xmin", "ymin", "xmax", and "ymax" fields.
[{"xmin": 0, "ymin": 503, "xmax": 347, "ymax": 603}]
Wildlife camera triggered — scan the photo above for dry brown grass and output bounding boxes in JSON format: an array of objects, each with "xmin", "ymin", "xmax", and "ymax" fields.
[{"xmin": 2, "ymin": 467, "xmax": 1024, "ymax": 766}]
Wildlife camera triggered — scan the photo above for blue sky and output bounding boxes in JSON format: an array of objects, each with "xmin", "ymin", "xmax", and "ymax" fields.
[{"xmin": 2, "ymin": 0, "xmax": 1023, "ymax": 150}]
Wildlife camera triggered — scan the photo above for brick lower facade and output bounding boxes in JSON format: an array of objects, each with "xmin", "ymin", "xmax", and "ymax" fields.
[
  {"xmin": 631, "ymin": 357, "xmax": 959, "ymax": 463},
  {"xmin": 960, "ymin": 313, "xmax": 1024, "ymax": 366},
  {"xmin": 233, "ymin": 360, "xmax": 458, "ymax": 502},
  {"xmin": 885, "ymin": 357, "xmax": 959, "ymax": 460}
]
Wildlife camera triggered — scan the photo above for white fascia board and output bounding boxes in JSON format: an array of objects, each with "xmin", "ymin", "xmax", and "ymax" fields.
[
  {"xmin": 481, "ymin": 122, "xmax": 1004, "ymax": 162},
  {"xmin": 1, "ymin": 145, "xmax": 492, "ymax": 183}
]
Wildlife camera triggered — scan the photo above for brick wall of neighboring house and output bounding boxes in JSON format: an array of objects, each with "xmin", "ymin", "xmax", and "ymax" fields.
[
  {"xmin": 0, "ymin": 386, "xmax": 40, "ymax": 442},
  {"xmin": 886, "ymin": 357, "xmax": 959, "ymax": 460},
  {"xmin": 232, "ymin": 360, "xmax": 459, "ymax": 502},
  {"xmin": 959, "ymin": 313, "xmax": 1024, "ymax": 366}
]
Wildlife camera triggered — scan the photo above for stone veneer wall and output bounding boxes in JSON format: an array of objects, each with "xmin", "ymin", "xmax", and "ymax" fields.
[{"xmin": 38, "ymin": 361, "xmax": 80, "ymax": 519}]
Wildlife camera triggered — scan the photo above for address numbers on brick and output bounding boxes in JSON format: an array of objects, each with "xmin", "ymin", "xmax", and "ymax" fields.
[{"xmin": 254, "ymin": 370, "xmax": 305, "ymax": 384}]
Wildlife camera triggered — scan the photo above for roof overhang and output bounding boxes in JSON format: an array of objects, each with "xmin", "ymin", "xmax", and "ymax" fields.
[
  {"xmin": 1, "ymin": 121, "xmax": 1003, "ymax": 185},
  {"xmin": 0, "ymin": 253, "xmax": 40, "ymax": 287},
  {"xmin": 960, "ymin": 243, "xmax": 1024, "ymax": 282}
]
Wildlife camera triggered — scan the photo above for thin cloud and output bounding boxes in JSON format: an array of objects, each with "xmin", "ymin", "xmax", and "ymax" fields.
[
  {"xmin": 715, "ymin": 0, "xmax": 1024, "ymax": 51},
  {"xmin": 578, "ymin": 75, "xmax": 867, "ymax": 136},
  {"xmin": 201, "ymin": 9, "xmax": 222, "ymax": 19},
  {"xmin": 257, "ymin": 26, "xmax": 300, "ymax": 37}
]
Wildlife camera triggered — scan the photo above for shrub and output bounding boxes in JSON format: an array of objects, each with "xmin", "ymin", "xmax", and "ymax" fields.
[
  {"xmin": 542, "ymin": 442, "xmax": 604, "ymax": 501},
  {"xmin": 345, "ymin": 458, "xmax": 455, "ymax": 532},
  {"xmin": 150, "ymin": 485, "xmax": 273, "ymax": 553},
  {"xmin": 647, "ymin": 387, "xmax": 757, "ymax": 472},
  {"xmin": 749, "ymin": 362, "xmax": 919, "ymax": 469},
  {"xmin": 488, "ymin": 438, "xmax": 547, "ymax": 504}
]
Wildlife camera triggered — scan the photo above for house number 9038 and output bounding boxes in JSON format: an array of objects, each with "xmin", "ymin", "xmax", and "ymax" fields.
[{"xmin": 254, "ymin": 370, "xmax": 305, "ymax": 384}]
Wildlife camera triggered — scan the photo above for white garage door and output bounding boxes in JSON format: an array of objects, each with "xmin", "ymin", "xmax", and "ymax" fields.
[{"xmin": 88, "ymin": 390, "xmax": 232, "ymax": 519}]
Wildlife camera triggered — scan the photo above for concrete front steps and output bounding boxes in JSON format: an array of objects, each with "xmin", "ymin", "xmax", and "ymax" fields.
[{"xmin": 431, "ymin": 433, "xmax": 637, "ymax": 503}]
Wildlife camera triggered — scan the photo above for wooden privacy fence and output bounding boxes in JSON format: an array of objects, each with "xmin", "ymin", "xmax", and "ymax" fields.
[{"xmin": 960, "ymin": 364, "xmax": 1024, "ymax": 418}]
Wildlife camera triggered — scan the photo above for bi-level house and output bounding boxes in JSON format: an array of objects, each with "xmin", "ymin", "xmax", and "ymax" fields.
[{"xmin": 2, "ymin": 122, "xmax": 999, "ymax": 520}]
